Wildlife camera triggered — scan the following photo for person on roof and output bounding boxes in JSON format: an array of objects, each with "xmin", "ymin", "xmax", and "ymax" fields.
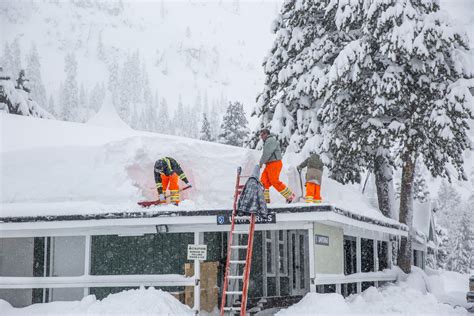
[
  {"xmin": 258, "ymin": 128, "xmax": 295, "ymax": 203},
  {"xmin": 297, "ymin": 152, "xmax": 324, "ymax": 204},
  {"xmin": 154, "ymin": 157, "xmax": 191, "ymax": 205}
]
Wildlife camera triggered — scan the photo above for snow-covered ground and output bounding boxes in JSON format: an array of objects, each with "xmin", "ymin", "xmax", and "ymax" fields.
[
  {"xmin": 0, "ymin": 268, "xmax": 470, "ymax": 315},
  {"xmin": 0, "ymin": 287, "xmax": 194, "ymax": 316},
  {"xmin": 276, "ymin": 268, "xmax": 472, "ymax": 316}
]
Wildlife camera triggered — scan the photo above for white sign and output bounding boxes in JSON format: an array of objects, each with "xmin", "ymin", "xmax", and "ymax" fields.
[{"xmin": 187, "ymin": 244, "xmax": 207, "ymax": 260}]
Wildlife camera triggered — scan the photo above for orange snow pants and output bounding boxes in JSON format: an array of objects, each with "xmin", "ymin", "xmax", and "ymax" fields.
[
  {"xmin": 306, "ymin": 182, "xmax": 322, "ymax": 203},
  {"xmin": 161, "ymin": 173, "xmax": 180, "ymax": 204},
  {"xmin": 260, "ymin": 160, "xmax": 293, "ymax": 202}
]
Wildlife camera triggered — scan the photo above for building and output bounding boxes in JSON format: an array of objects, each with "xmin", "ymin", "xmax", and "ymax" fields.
[{"xmin": 0, "ymin": 113, "xmax": 432, "ymax": 312}]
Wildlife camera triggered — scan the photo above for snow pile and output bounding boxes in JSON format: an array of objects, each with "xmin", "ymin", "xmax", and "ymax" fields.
[
  {"xmin": 425, "ymin": 268, "xmax": 472, "ymax": 309},
  {"xmin": 86, "ymin": 94, "xmax": 131, "ymax": 130},
  {"xmin": 1, "ymin": 113, "xmax": 258, "ymax": 217},
  {"xmin": 277, "ymin": 268, "xmax": 470, "ymax": 316},
  {"xmin": 1, "ymin": 113, "xmax": 404, "ymax": 229},
  {"xmin": 0, "ymin": 287, "xmax": 194, "ymax": 316}
]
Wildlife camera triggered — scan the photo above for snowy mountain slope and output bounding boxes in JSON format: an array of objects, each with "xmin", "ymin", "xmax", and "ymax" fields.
[{"xmin": 0, "ymin": 0, "xmax": 281, "ymax": 122}]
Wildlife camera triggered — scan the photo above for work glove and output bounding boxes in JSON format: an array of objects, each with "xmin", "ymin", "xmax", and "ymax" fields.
[
  {"xmin": 159, "ymin": 193, "xmax": 165, "ymax": 202},
  {"xmin": 187, "ymin": 184, "xmax": 192, "ymax": 188}
]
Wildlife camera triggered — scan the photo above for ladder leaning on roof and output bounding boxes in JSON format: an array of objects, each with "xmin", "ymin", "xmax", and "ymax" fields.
[{"xmin": 220, "ymin": 167, "xmax": 256, "ymax": 316}]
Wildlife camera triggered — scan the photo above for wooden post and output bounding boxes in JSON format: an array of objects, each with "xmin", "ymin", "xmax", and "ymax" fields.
[
  {"xmin": 83, "ymin": 235, "xmax": 91, "ymax": 297},
  {"xmin": 356, "ymin": 237, "xmax": 362, "ymax": 293},
  {"xmin": 373, "ymin": 239, "xmax": 379, "ymax": 272}
]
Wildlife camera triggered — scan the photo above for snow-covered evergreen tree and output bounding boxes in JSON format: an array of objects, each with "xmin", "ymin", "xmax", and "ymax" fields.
[
  {"xmin": 209, "ymin": 101, "xmax": 221, "ymax": 140},
  {"xmin": 47, "ymin": 94, "xmax": 56, "ymax": 116},
  {"xmin": 26, "ymin": 43, "xmax": 47, "ymax": 108},
  {"xmin": 218, "ymin": 101, "xmax": 249, "ymax": 147},
  {"xmin": 316, "ymin": 0, "xmax": 473, "ymax": 273},
  {"xmin": 200, "ymin": 113, "xmax": 212, "ymax": 141},
  {"xmin": 0, "ymin": 67, "xmax": 53, "ymax": 119},
  {"xmin": 250, "ymin": 0, "xmax": 352, "ymax": 152},
  {"xmin": 89, "ymin": 82, "xmax": 105, "ymax": 112},
  {"xmin": 157, "ymin": 97, "xmax": 171, "ymax": 134},
  {"xmin": 11, "ymin": 38, "xmax": 22, "ymax": 80},
  {"xmin": 2, "ymin": 42, "xmax": 14, "ymax": 77},
  {"xmin": 447, "ymin": 210, "xmax": 473, "ymax": 273},
  {"xmin": 61, "ymin": 52, "xmax": 79, "ymax": 121},
  {"xmin": 173, "ymin": 95, "xmax": 186, "ymax": 137}
]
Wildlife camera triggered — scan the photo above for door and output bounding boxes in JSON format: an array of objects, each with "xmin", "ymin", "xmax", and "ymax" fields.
[{"xmin": 288, "ymin": 230, "xmax": 309, "ymax": 296}]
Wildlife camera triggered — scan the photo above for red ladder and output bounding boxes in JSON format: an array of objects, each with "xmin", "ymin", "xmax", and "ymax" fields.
[{"xmin": 220, "ymin": 167, "xmax": 256, "ymax": 316}]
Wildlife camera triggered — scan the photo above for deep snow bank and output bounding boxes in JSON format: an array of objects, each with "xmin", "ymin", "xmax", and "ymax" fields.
[
  {"xmin": 1, "ymin": 113, "xmax": 259, "ymax": 217},
  {"xmin": 277, "ymin": 267, "xmax": 471, "ymax": 316},
  {"xmin": 0, "ymin": 287, "xmax": 193, "ymax": 316},
  {"xmin": 1, "ymin": 113, "xmax": 402, "ymax": 228}
]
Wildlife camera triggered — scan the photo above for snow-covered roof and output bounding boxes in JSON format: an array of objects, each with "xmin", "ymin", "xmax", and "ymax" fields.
[
  {"xmin": 0, "ymin": 113, "xmax": 403, "ymax": 230},
  {"xmin": 412, "ymin": 201, "xmax": 435, "ymax": 244}
]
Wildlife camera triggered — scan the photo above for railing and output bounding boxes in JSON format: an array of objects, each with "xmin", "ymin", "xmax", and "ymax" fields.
[
  {"xmin": 0, "ymin": 274, "xmax": 196, "ymax": 289},
  {"xmin": 313, "ymin": 270, "xmax": 399, "ymax": 294}
]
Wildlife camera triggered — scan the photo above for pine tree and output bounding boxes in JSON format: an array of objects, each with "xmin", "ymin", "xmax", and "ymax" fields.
[
  {"xmin": 61, "ymin": 53, "xmax": 79, "ymax": 121},
  {"xmin": 200, "ymin": 113, "xmax": 212, "ymax": 141},
  {"xmin": 316, "ymin": 0, "xmax": 473, "ymax": 273},
  {"xmin": 97, "ymin": 32, "xmax": 106, "ymax": 61},
  {"xmin": 2, "ymin": 42, "xmax": 14, "ymax": 77},
  {"xmin": 250, "ymin": 0, "xmax": 352, "ymax": 152},
  {"xmin": 174, "ymin": 95, "xmax": 186, "ymax": 137},
  {"xmin": 447, "ymin": 211, "xmax": 473, "ymax": 273},
  {"xmin": 47, "ymin": 94, "xmax": 56, "ymax": 116},
  {"xmin": 210, "ymin": 101, "xmax": 221, "ymax": 141},
  {"xmin": 157, "ymin": 97, "xmax": 171, "ymax": 134},
  {"xmin": 26, "ymin": 43, "xmax": 47, "ymax": 108},
  {"xmin": 89, "ymin": 82, "xmax": 105, "ymax": 112},
  {"xmin": 218, "ymin": 101, "xmax": 249, "ymax": 147},
  {"xmin": 11, "ymin": 38, "xmax": 22, "ymax": 79}
]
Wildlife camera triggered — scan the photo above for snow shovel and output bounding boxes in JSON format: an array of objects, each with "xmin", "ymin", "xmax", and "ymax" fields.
[
  {"xmin": 138, "ymin": 185, "xmax": 192, "ymax": 207},
  {"xmin": 296, "ymin": 168, "xmax": 305, "ymax": 202}
]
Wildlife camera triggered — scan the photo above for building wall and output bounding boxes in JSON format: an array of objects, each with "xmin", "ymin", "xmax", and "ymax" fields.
[
  {"xmin": 313, "ymin": 223, "xmax": 344, "ymax": 274},
  {"xmin": 0, "ymin": 237, "xmax": 34, "ymax": 307}
]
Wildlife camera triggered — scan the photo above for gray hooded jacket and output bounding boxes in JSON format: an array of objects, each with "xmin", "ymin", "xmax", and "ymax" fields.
[{"xmin": 259, "ymin": 135, "xmax": 282, "ymax": 166}]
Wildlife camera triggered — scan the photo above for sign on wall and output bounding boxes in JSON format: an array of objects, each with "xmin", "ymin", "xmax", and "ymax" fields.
[
  {"xmin": 187, "ymin": 244, "xmax": 207, "ymax": 260},
  {"xmin": 216, "ymin": 212, "xmax": 276, "ymax": 225},
  {"xmin": 315, "ymin": 234, "xmax": 330, "ymax": 246}
]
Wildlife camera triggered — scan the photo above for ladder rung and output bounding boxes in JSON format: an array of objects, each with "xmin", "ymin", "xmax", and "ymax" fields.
[
  {"xmin": 228, "ymin": 275, "xmax": 244, "ymax": 279},
  {"xmin": 237, "ymin": 185, "xmax": 244, "ymax": 189},
  {"xmin": 232, "ymin": 230, "xmax": 249, "ymax": 234},
  {"xmin": 223, "ymin": 307, "xmax": 241, "ymax": 311},
  {"xmin": 230, "ymin": 245, "xmax": 248, "ymax": 249},
  {"xmin": 229, "ymin": 260, "xmax": 246, "ymax": 264},
  {"xmin": 226, "ymin": 291, "xmax": 242, "ymax": 295}
]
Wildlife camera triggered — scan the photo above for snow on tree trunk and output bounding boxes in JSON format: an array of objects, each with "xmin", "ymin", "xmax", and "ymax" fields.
[{"xmin": 374, "ymin": 153, "xmax": 395, "ymax": 219}]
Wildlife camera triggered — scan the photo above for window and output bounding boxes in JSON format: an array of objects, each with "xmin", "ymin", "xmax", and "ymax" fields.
[
  {"xmin": 361, "ymin": 238, "xmax": 374, "ymax": 273},
  {"xmin": 265, "ymin": 231, "xmax": 275, "ymax": 275},
  {"xmin": 344, "ymin": 236, "xmax": 357, "ymax": 275},
  {"xmin": 377, "ymin": 241, "xmax": 388, "ymax": 271},
  {"xmin": 278, "ymin": 231, "xmax": 288, "ymax": 276}
]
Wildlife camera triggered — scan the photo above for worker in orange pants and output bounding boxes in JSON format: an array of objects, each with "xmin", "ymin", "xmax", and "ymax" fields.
[
  {"xmin": 298, "ymin": 152, "xmax": 323, "ymax": 203},
  {"xmin": 259, "ymin": 129, "xmax": 295, "ymax": 203},
  {"xmin": 154, "ymin": 157, "xmax": 191, "ymax": 205}
]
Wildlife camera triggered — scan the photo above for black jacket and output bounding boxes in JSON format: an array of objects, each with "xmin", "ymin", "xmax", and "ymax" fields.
[{"xmin": 154, "ymin": 157, "xmax": 189, "ymax": 194}]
